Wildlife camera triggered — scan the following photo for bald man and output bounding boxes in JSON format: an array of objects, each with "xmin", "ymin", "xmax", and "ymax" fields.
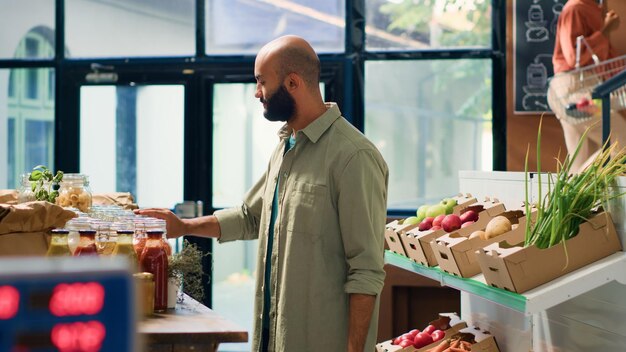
[{"xmin": 137, "ymin": 36, "xmax": 389, "ymax": 352}]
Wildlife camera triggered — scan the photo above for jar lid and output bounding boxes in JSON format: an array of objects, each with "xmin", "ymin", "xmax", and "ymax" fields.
[
  {"xmin": 133, "ymin": 272, "xmax": 154, "ymax": 281},
  {"xmin": 50, "ymin": 229, "xmax": 70, "ymax": 235}
]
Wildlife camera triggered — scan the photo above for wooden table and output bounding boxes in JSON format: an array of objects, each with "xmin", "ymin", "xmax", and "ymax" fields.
[{"xmin": 139, "ymin": 295, "xmax": 248, "ymax": 352}]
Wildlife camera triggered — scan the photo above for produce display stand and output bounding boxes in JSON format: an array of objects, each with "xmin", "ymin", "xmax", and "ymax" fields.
[{"xmin": 385, "ymin": 171, "xmax": 626, "ymax": 351}]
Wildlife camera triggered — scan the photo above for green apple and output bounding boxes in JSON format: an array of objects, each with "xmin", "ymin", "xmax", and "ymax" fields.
[
  {"xmin": 425, "ymin": 204, "xmax": 446, "ymax": 218},
  {"xmin": 416, "ymin": 205, "xmax": 429, "ymax": 223},
  {"xmin": 440, "ymin": 198, "xmax": 458, "ymax": 215},
  {"xmin": 403, "ymin": 216, "xmax": 420, "ymax": 226}
]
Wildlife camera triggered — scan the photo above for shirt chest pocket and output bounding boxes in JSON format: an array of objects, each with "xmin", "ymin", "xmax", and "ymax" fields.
[{"xmin": 285, "ymin": 180, "xmax": 327, "ymax": 238}]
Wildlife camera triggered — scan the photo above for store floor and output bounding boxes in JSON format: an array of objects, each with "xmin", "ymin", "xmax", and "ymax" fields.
[{"xmin": 213, "ymin": 272, "xmax": 255, "ymax": 351}]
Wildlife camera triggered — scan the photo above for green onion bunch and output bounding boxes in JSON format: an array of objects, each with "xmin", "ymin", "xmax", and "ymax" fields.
[{"xmin": 524, "ymin": 118, "xmax": 626, "ymax": 250}]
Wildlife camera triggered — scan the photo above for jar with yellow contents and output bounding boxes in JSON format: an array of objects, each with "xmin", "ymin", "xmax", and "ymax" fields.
[{"xmin": 56, "ymin": 174, "xmax": 93, "ymax": 212}]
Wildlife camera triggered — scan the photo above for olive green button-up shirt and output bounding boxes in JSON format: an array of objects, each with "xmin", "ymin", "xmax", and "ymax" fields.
[{"xmin": 214, "ymin": 103, "xmax": 389, "ymax": 352}]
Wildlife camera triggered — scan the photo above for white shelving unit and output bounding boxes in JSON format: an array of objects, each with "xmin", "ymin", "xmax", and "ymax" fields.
[{"xmin": 386, "ymin": 251, "xmax": 626, "ymax": 315}]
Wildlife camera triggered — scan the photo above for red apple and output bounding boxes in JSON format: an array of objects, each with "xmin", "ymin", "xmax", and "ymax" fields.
[
  {"xmin": 413, "ymin": 332, "xmax": 434, "ymax": 348},
  {"xmin": 431, "ymin": 225, "xmax": 442, "ymax": 231},
  {"xmin": 423, "ymin": 324, "xmax": 436, "ymax": 335},
  {"xmin": 418, "ymin": 217, "xmax": 434, "ymax": 231},
  {"xmin": 431, "ymin": 330, "xmax": 445, "ymax": 342},
  {"xmin": 576, "ymin": 97, "xmax": 590, "ymax": 110},
  {"xmin": 461, "ymin": 221, "xmax": 475, "ymax": 228},
  {"xmin": 442, "ymin": 214, "xmax": 462, "ymax": 232},
  {"xmin": 399, "ymin": 339, "xmax": 413, "ymax": 348},
  {"xmin": 460, "ymin": 209, "xmax": 479, "ymax": 223},
  {"xmin": 432, "ymin": 214, "xmax": 446, "ymax": 227},
  {"xmin": 408, "ymin": 329, "xmax": 420, "ymax": 337}
]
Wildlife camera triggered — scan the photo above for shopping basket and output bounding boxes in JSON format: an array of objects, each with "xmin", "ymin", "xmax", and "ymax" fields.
[{"xmin": 547, "ymin": 36, "xmax": 626, "ymax": 124}]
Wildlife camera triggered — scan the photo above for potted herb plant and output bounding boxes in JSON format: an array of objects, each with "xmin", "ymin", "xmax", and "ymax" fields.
[{"xmin": 167, "ymin": 240, "xmax": 209, "ymax": 307}]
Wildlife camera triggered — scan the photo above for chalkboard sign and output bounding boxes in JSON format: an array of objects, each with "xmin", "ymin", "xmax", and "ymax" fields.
[{"xmin": 514, "ymin": 0, "xmax": 567, "ymax": 113}]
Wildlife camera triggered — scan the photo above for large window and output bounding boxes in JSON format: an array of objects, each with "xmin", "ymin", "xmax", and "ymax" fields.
[
  {"xmin": 65, "ymin": 0, "xmax": 195, "ymax": 58},
  {"xmin": 3, "ymin": 29, "xmax": 56, "ymax": 189},
  {"xmin": 365, "ymin": 0, "xmax": 492, "ymax": 50},
  {"xmin": 0, "ymin": 0, "xmax": 505, "ymax": 331},
  {"xmin": 205, "ymin": 0, "xmax": 346, "ymax": 54},
  {"xmin": 366, "ymin": 60, "xmax": 493, "ymax": 209}
]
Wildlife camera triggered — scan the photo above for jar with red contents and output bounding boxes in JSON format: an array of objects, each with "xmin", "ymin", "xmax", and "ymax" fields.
[
  {"xmin": 145, "ymin": 219, "xmax": 172, "ymax": 256},
  {"xmin": 140, "ymin": 230, "xmax": 169, "ymax": 312},
  {"xmin": 74, "ymin": 230, "xmax": 98, "ymax": 256}
]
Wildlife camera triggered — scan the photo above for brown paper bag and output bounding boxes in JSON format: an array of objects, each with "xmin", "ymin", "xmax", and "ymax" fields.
[
  {"xmin": 92, "ymin": 192, "xmax": 138, "ymax": 210},
  {"xmin": 0, "ymin": 201, "xmax": 76, "ymax": 235},
  {"xmin": 0, "ymin": 190, "xmax": 18, "ymax": 205},
  {"xmin": 0, "ymin": 232, "xmax": 49, "ymax": 256}
]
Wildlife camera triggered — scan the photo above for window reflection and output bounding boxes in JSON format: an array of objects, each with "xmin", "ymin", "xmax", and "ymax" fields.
[{"xmin": 365, "ymin": 0, "xmax": 492, "ymax": 50}]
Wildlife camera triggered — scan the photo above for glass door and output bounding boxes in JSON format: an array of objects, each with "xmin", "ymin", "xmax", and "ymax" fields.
[{"xmin": 79, "ymin": 84, "xmax": 185, "ymax": 207}]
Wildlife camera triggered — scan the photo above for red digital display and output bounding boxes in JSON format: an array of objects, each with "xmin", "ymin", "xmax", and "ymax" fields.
[
  {"xmin": 51, "ymin": 320, "xmax": 106, "ymax": 352},
  {"xmin": 0, "ymin": 285, "xmax": 19, "ymax": 320},
  {"xmin": 49, "ymin": 282, "xmax": 105, "ymax": 317}
]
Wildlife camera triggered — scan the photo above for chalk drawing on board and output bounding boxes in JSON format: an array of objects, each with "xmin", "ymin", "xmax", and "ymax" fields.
[
  {"xmin": 551, "ymin": 2, "xmax": 563, "ymax": 35},
  {"xmin": 522, "ymin": 54, "xmax": 553, "ymax": 110},
  {"xmin": 526, "ymin": 4, "xmax": 549, "ymax": 42}
]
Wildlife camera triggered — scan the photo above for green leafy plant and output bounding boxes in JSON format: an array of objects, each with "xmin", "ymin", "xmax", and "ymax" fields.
[
  {"xmin": 524, "ymin": 118, "xmax": 626, "ymax": 253},
  {"xmin": 28, "ymin": 165, "xmax": 64, "ymax": 203},
  {"xmin": 168, "ymin": 240, "xmax": 210, "ymax": 302}
]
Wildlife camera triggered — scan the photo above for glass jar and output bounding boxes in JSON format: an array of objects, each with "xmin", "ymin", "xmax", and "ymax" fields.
[
  {"xmin": 133, "ymin": 217, "xmax": 148, "ymax": 258},
  {"xmin": 145, "ymin": 219, "xmax": 172, "ymax": 256},
  {"xmin": 113, "ymin": 230, "xmax": 139, "ymax": 268},
  {"xmin": 93, "ymin": 220, "xmax": 116, "ymax": 256},
  {"xmin": 65, "ymin": 218, "xmax": 92, "ymax": 255},
  {"xmin": 74, "ymin": 230, "xmax": 98, "ymax": 256},
  {"xmin": 139, "ymin": 231, "xmax": 169, "ymax": 312},
  {"xmin": 46, "ymin": 229, "xmax": 72, "ymax": 256},
  {"xmin": 133, "ymin": 272, "xmax": 155, "ymax": 317},
  {"xmin": 17, "ymin": 174, "xmax": 36, "ymax": 203},
  {"xmin": 56, "ymin": 174, "xmax": 93, "ymax": 213}
]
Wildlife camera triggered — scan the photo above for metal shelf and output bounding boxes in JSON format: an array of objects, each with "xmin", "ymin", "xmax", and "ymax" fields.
[{"xmin": 385, "ymin": 250, "xmax": 626, "ymax": 315}]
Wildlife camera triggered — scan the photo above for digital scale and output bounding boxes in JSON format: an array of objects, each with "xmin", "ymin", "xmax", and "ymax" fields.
[{"xmin": 0, "ymin": 257, "xmax": 136, "ymax": 351}]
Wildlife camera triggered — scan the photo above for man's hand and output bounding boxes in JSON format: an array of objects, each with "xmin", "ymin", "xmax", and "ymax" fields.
[
  {"xmin": 347, "ymin": 293, "xmax": 376, "ymax": 352},
  {"xmin": 602, "ymin": 10, "xmax": 619, "ymax": 35},
  {"xmin": 134, "ymin": 208, "xmax": 187, "ymax": 238}
]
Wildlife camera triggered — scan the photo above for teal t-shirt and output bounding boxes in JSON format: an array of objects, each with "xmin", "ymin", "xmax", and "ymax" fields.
[{"xmin": 263, "ymin": 135, "xmax": 295, "ymax": 333}]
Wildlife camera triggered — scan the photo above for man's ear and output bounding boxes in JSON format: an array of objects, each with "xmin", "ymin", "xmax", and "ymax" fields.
[{"xmin": 285, "ymin": 72, "xmax": 301, "ymax": 91}]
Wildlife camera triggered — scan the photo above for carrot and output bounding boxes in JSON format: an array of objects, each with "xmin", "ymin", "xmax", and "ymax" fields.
[
  {"xmin": 460, "ymin": 341, "xmax": 472, "ymax": 350},
  {"xmin": 427, "ymin": 340, "xmax": 450, "ymax": 352}
]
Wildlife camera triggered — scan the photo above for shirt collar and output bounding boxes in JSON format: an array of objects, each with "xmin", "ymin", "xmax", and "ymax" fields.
[{"xmin": 277, "ymin": 103, "xmax": 342, "ymax": 143}]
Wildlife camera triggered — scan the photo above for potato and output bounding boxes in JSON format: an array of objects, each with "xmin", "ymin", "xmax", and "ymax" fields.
[
  {"xmin": 485, "ymin": 216, "xmax": 512, "ymax": 238},
  {"xmin": 469, "ymin": 230, "xmax": 485, "ymax": 239}
]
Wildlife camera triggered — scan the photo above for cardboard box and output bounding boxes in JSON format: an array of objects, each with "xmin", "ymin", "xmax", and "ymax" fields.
[
  {"xmin": 449, "ymin": 326, "xmax": 500, "ymax": 352},
  {"xmin": 475, "ymin": 212, "xmax": 621, "ymax": 293},
  {"xmin": 376, "ymin": 313, "xmax": 467, "ymax": 352},
  {"xmin": 401, "ymin": 199, "xmax": 506, "ymax": 267},
  {"xmin": 449, "ymin": 193, "xmax": 479, "ymax": 215},
  {"xmin": 385, "ymin": 220, "xmax": 420, "ymax": 257},
  {"xmin": 0, "ymin": 231, "xmax": 49, "ymax": 256},
  {"xmin": 385, "ymin": 194, "xmax": 477, "ymax": 258},
  {"xmin": 431, "ymin": 208, "xmax": 530, "ymax": 278}
]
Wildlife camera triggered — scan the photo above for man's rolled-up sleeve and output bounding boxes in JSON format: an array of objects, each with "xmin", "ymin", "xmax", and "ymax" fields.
[
  {"xmin": 215, "ymin": 171, "xmax": 266, "ymax": 243},
  {"xmin": 338, "ymin": 149, "xmax": 389, "ymax": 296}
]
